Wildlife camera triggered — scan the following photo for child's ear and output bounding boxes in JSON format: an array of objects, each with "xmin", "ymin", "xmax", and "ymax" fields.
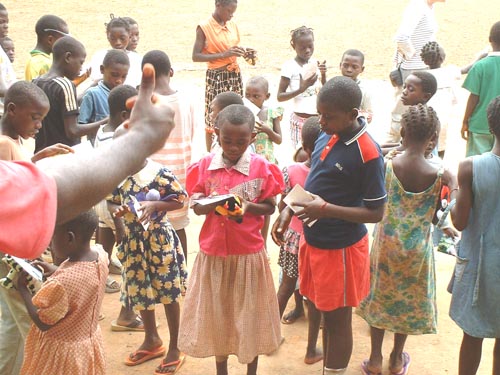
[
  {"xmin": 250, "ymin": 131, "xmax": 258, "ymax": 144},
  {"xmin": 67, "ymin": 231, "xmax": 76, "ymax": 243},
  {"xmin": 361, "ymin": 65, "xmax": 365, "ymax": 73},
  {"xmin": 350, "ymin": 108, "xmax": 359, "ymax": 120},
  {"xmin": 400, "ymin": 126, "xmax": 406, "ymax": 139},
  {"xmin": 214, "ymin": 127, "xmax": 220, "ymax": 137},
  {"xmin": 120, "ymin": 110, "xmax": 131, "ymax": 121},
  {"xmin": 423, "ymin": 92, "xmax": 432, "ymax": 102},
  {"xmin": 169, "ymin": 68, "xmax": 174, "ymax": 78},
  {"xmin": 6, "ymin": 102, "xmax": 16, "ymax": 116},
  {"xmin": 64, "ymin": 51, "xmax": 72, "ymax": 64},
  {"xmin": 100, "ymin": 65, "xmax": 105, "ymax": 75},
  {"xmin": 265, "ymin": 93, "xmax": 271, "ymax": 100}
]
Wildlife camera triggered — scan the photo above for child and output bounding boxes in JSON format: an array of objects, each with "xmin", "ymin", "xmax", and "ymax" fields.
[
  {"xmin": 0, "ymin": 36, "xmax": 13, "ymax": 63},
  {"xmin": 277, "ymin": 26, "xmax": 327, "ymax": 148},
  {"xmin": 272, "ymin": 116, "xmax": 322, "ymax": 365},
  {"xmin": 449, "ymin": 96, "xmax": 500, "ymax": 375},
  {"xmin": 143, "ymin": 50, "xmax": 197, "ymax": 262},
  {"xmin": 461, "ymin": 21, "xmax": 500, "ymax": 157},
  {"xmin": 0, "ymin": 81, "xmax": 72, "ymax": 375},
  {"xmin": 123, "ymin": 16, "xmax": 140, "ymax": 52},
  {"xmin": 273, "ymin": 76, "xmax": 387, "ymax": 375},
  {"xmin": 0, "ymin": 3, "xmax": 16, "ymax": 115},
  {"xmin": 340, "ymin": 49, "xmax": 373, "ymax": 123},
  {"xmin": 179, "ymin": 104, "xmax": 284, "ymax": 375},
  {"xmin": 89, "ymin": 16, "xmax": 142, "ymax": 88},
  {"xmin": 384, "ymin": 71, "xmax": 437, "ymax": 148},
  {"xmin": 34, "ymin": 36, "xmax": 108, "ymax": 153},
  {"xmin": 107, "ymin": 130, "xmax": 188, "ymax": 374},
  {"xmin": 207, "ymin": 90, "xmax": 244, "ymax": 152},
  {"xmin": 78, "ymin": 49, "xmax": 129, "ymax": 144},
  {"xmin": 17, "ymin": 210, "xmax": 107, "ymax": 375},
  {"xmin": 356, "ymin": 104, "xmax": 456, "ymax": 375},
  {"xmin": 25, "ymin": 15, "xmax": 68, "ymax": 81}
]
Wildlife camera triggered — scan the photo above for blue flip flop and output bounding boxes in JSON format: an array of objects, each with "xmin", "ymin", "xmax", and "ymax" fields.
[
  {"xmin": 390, "ymin": 352, "xmax": 411, "ymax": 375},
  {"xmin": 361, "ymin": 359, "xmax": 382, "ymax": 375}
]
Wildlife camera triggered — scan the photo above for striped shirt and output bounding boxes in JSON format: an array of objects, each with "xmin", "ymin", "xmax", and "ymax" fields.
[{"xmin": 394, "ymin": 0, "xmax": 438, "ymax": 70}]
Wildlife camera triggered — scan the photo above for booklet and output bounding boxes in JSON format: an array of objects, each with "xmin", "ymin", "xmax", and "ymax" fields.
[
  {"xmin": 11, "ymin": 256, "xmax": 43, "ymax": 282},
  {"xmin": 283, "ymin": 185, "xmax": 317, "ymax": 227},
  {"xmin": 192, "ymin": 194, "xmax": 236, "ymax": 206}
]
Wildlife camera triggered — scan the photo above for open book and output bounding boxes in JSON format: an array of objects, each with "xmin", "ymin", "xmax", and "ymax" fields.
[{"xmin": 283, "ymin": 185, "xmax": 318, "ymax": 227}]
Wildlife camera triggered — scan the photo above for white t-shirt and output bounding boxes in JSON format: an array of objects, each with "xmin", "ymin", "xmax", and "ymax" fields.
[
  {"xmin": 280, "ymin": 58, "xmax": 321, "ymax": 115},
  {"xmin": 89, "ymin": 49, "xmax": 142, "ymax": 88}
]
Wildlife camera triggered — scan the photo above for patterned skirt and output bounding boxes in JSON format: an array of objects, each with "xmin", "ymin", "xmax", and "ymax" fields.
[
  {"xmin": 179, "ymin": 250, "xmax": 281, "ymax": 363},
  {"xmin": 204, "ymin": 68, "xmax": 243, "ymax": 128},
  {"xmin": 277, "ymin": 228, "xmax": 301, "ymax": 279}
]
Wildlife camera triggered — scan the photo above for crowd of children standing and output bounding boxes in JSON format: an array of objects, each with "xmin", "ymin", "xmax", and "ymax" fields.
[{"xmin": 0, "ymin": 0, "xmax": 499, "ymax": 375}]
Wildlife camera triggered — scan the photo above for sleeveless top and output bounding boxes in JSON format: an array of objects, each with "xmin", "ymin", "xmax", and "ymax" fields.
[{"xmin": 199, "ymin": 16, "xmax": 240, "ymax": 71}]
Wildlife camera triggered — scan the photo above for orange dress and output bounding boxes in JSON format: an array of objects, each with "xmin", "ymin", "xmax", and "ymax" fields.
[{"xmin": 20, "ymin": 249, "xmax": 108, "ymax": 375}]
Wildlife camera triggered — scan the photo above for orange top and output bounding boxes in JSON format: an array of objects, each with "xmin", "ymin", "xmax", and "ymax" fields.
[{"xmin": 199, "ymin": 16, "xmax": 240, "ymax": 71}]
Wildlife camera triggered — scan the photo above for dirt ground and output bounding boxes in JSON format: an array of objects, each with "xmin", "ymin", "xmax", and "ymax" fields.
[{"xmin": 5, "ymin": 0, "xmax": 499, "ymax": 374}]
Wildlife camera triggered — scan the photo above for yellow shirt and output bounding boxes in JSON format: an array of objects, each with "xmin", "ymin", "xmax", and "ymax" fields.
[{"xmin": 25, "ymin": 50, "xmax": 51, "ymax": 81}]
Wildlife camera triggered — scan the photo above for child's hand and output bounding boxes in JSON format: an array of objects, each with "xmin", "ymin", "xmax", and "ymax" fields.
[
  {"xmin": 317, "ymin": 60, "xmax": 327, "ymax": 76},
  {"xmin": 299, "ymin": 73, "xmax": 318, "ymax": 92},
  {"xmin": 16, "ymin": 269, "xmax": 30, "ymax": 290},
  {"xmin": 138, "ymin": 201, "xmax": 159, "ymax": 223},
  {"xmin": 32, "ymin": 143, "xmax": 74, "ymax": 162},
  {"xmin": 461, "ymin": 122, "xmax": 469, "ymax": 140},
  {"xmin": 73, "ymin": 67, "xmax": 92, "ymax": 87},
  {"xmin": 113, "ymin": 204, "xmax": 130, "ymax": 218},
  {"xmin": 294, "ymin": 194, "xmax": 327, "ymax": 225},
  {"xmin": 31, "ymin": 260, "xmax": 57, "ymax": 278},
  {"xmin": 224, "ymin": 46, "xmax": 245, "ymax": 58},
  {"xmin": 271, "ymin": 207, "xmax": 293, "ymax": 246},
  {"xmin": 255, "ymin": 120, "xmax": 271, "ymax": 134},
  {"xmin": 443, "ymin": 227, "xmax": 460, "ymax": 239}
]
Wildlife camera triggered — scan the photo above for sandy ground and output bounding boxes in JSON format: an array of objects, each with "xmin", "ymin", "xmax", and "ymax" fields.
[{"xmin": 3, "ymin": 0, "xmax": 499, "ymax": 374}]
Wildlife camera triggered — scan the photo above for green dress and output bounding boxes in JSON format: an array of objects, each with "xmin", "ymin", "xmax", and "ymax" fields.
[
  {"xmin": 254, "ymin": 107, "xmax": 284, "ymax": 163},
  {"xmin": 357, "ymin": 160, "xmax": 441, "ymax": 334}
]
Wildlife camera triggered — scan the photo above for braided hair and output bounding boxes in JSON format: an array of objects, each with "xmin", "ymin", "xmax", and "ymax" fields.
[
  {"xmin": 487, "ymin": 96, "xmax": 500, "ymax": 136},
  {"xmin": 105, "ymin": 14, "xmax": 130, "ymax": 33},
  {"xmin": 401, "ymin": 104, "xmax": 440, "ymax": 143},
  {"xmin": 290, "ymin": 26, "xmax": 314, "ymax": 47},
  {"xmin": 420, "ymin": 41, "xmax": 444, "ymax": 69}
]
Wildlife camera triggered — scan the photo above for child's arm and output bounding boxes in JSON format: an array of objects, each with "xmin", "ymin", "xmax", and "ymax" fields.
[
  {"xmin": 255, "ymin": 117, "xmax": 282, "ymax": 145},
  {"xmin": 461, "ymin": 93, "xmax": 479, "ymax": 140},
  {"xmin": 242, "ymin": 196, "xmax": 276, "ymax": 216},
  {"xmin": 277, "ymin": 75, "xmax": 317, "ymax": 102},
  {"xmin": 318, "ymin": 60, "xmax": 327, "ymax": 85},
  {"xmin": 64, "ymin": 114, "xmax": 108, "ymax": 139},
  {"xmin": 17, "ymin": 271, "xmax": 53, "ymax": 331},
  {"xmin": 192, "ymin": 27, "xmax": 245, "ymax": 62},
  {"xmin": 450, "ymin": 158, "xmax": 473, "ymax": 231},
  {"xmin": 192, "ymin": 200, "xmax": 220, "ymax": 216},
  {"xmin": 271, "ymin": 206, "xmax": 294, "ymax": 246},
  {"xmin": 31, "ymin": 143, "xmax": 74, "ymax": 163},
  {"xmin": 294, "ymin": 194, "xmax": 385, "ymax": 225},
  {"xmin": 138, "ymin": 200, "xmax": 183, "ymax": 223}
]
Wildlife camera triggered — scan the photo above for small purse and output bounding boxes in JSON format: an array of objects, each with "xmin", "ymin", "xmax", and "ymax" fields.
[{"xmin": 389, "ymin": 62, "xmax": 404, "ymax": 87}]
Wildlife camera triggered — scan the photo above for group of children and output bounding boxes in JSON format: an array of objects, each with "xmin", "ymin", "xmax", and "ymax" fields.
[{"xmin": 0, "ymin": 1, "xmax": 499, "ymax": 374}]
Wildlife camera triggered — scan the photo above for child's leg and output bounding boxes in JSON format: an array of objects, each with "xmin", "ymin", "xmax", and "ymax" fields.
[
  {"xmin": 493, "ymin": 338, "xmax": 500, "ymax": 375},
  {"xmin": 215, "ymin": 356, "xmax": 228, "ymax": 375},
  {"xmin": 247, "ymin": 356, "xmax": 258, "ymax": 375},
  {"xmin": 115, "ymin": 306, "xmax": 142, "ymax": 328},
  {"xmin": 97, "ymin": 226, "xmax": 115, "ymax": 263},
  {"xmin": 364, "ymin": 326, "xmax": 385, "ymax": 372},
  {"xmin": 128, "ymin": 309, "xmax": 163, "ymax": 361},
  {"xmin": 389, "ymin": 333, "xmax": 408, "ymax": 373},
  {"xmin": 458, "ymin": 332, "xmax": 483, "ymax": 375},
  {"xmin": 277, "ymin": 272, "xmax": 298, "ymax": 318},
  {"xmin": 154, "ymin": 302, "xmax": 182, "ymax": 374},
  {"xmin": 305, "ymin": 299, "xmax": 323, "ymax": 363},
  {"xmin": 261, "ymin": 215, "xmax": 270, "ymax": 252},
  {"xmin": 175, "ymin": 228, "xmax": 188, "ymax": 262},
  {"xmin": 322, "ymin": 306, "xmax": 353, "ymax": 370}
]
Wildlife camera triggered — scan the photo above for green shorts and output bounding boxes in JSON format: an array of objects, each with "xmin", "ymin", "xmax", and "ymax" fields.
[{"xmin": 466, "ymin": 132, "xmax": 494, "ymax": 157}]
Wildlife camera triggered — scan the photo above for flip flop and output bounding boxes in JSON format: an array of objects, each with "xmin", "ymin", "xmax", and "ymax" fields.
[
  {"xmin": 125, "ymin": 345, "xmax": 166, "ymax": 366},
  {"xmin": 154, "ymin": 353, "xmax": 186, "ymax": 375},
  {"xmin": 111, "ymin": 316, "xmax": 145, "ymax": 332},
  {"xmin": 281, "ymin": 309, "xmax": 304, "ymax": 324},
  {"xmin": 390, "ymin": 352, "xmax": 411, "ymax": 375},
  {"xmin": 361, "ymin": 359, "xmax": 382, "ymax": 375}
]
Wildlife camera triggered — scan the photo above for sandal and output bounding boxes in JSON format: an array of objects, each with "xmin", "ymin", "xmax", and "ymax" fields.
[
  {"xmin": 281, "ymin": 309, "xmax": 304, "ymax": 324},
  {"xmin": 108, "ymin": 258, "xmax": 123, "ymax": 275},
  {"xmin": 111, "ymin": 316, "xmax": 145, "ymax": 332},
  {"xmin": 154, "ymin": 353, "xmax": 186, "ymax": 375},
  {"xmin": 105, "ymin": 277, "xmax": 121, "ymax": 293}
]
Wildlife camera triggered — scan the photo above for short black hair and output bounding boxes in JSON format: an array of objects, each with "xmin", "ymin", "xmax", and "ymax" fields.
[
  {"xmin": 60, "ymin": 209, "xmax": 98, "ymax": 243},
  {"xmin": 301, "ymin": 116, "xmax": 321, "ymax": 152},
  {"xmin": 105, "ymin": 15, "xmax": 130, "ymax": 33},
  {"xmin": 0, "ymin": 36, "xmax": 12, "ymax": 46},
  {"xmin": 108, "ymin": 85, "xmax": 137, "ymax": 117},
  {"xmin": 420, "ymin": 41, "xmax": 445, "ymax": 68},
  {"xmin": 217, "ymin": 104, "xmax": 254, "ymax": 131},
  {"xmin": 401, "ymin": 104, "xmax": 440, "ymax": 143},
  {"xmin": 141, "ymin": 50, "xmax": 171, "ymax": 77},
  {"xmin": 411, "ymin": 71, "xmax": 438, "ymax": 98},
  {"xmin": 122, "ymin": 16, "xmax": 137, "ymax": 26},
  {"xmin": 490, "ymin": 21, "xmax": 500, "ymax": 46},
  {"xmin": 35, "ymin": 15, "xmax": 67, "ymax": 38},
  {"xmin": 52, "ymin": 36, "xmax": 85, "ymax": 60},
  {"xmin": 215, "ymin": 0, "xmax": 237, "ymax": 5},
  {"xmin": 103, "ymin": 49, "xmax": 129, "ymax": 68},
  {"xmin": 0, "ymin": 3, "xmax": 6, "ymax": 11},
  {"xmin": 246, "ymin": 75, "xmax": 269, "ymax": 92},
  {"xmin": 214, "ymin": 91, "xmax": 243, "ymax": 109},
  {"xmin": 4, "ymin": 81, "xmax": 49, "ymax": 109},
  {"xmin": 341, "ymin": 49, "xmax": 365, "ymax": 65},
  {"xmin": 487, "ymin": 96, "xmax": 500, "ymax": 136},
  {"xmin": 318, "ymin": 76, "xmax": 362, "ymax": 112}
]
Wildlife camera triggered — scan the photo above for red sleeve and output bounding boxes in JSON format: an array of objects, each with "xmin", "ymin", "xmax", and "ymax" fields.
[
  {"xmin": 259, "ymin": 162, "xmax": 285, "ymax": 201},
  {"xmin": 0, "ymin": 161, "xmax": 57, "ymax": 259}
]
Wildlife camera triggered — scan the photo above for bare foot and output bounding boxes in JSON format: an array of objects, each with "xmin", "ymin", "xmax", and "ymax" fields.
[
  {"xmin": 281, "ymin": 308, "xmax": 304, "ymax": 324},
  {"xmin": 304, "ymin": 348, "xmax": 323, "ymax": 365}
]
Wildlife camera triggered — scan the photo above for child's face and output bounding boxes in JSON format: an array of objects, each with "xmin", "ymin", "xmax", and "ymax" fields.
[
  {"xmin": 317, "ymin": 100, "xmax": 357, "ymax": 136},
  {"xmin": 65, "ymin": 49, "xmax": 86, "ymax": 80},
  {"xmin": 10, "ymin": 98, "xmax": 49, "ymax": 139},
  {"xmin": 51, "ymin": 226, "xmax": 73, "ymax": 260},
  {"xmin": 293, "ymin": 34, "xmax": 314, "ymax": 63},
  {"xmin": 209, "ymin": 99, "xmax": 222, "ymax": 126},
  {"xmin": 101, "ymin": 62, "xmax": 129, "ymax": 90},
  {"xmin": 401, "ymin": 75, "xmax": 429, "ymax": 106},
  {"xmin": 244, "ymin": 83, "xmax": 269, "ymax": 109},
  {"xmin": 340, "ymin": 54, "xmax": 364, "ymax": 81},
  {"xmin": 127, "ymin": 24, "xmax": 139, "ymax": 51},
  {"xmin": 216, "ymin": 121, "xmax": 252, "ymax": 163},
  {"xmin": 214, "ymin": 1, "xmax": 237, "ymax": 23},
  {"xmin": 1, "ymin": 39, "xmax": 14, "ymax": 63},
  {"xmin": 0, "ymin": 10, "xmax": 8, "ymax": 39},
  {"xmin": 107, "ymin": 26, "xmax": 130, "ymax": 50}
]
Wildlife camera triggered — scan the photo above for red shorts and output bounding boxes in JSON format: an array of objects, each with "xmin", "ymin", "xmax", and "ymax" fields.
[{"xmin": 299, "ymin": 234, "xmax": 370, "ymax": 312}]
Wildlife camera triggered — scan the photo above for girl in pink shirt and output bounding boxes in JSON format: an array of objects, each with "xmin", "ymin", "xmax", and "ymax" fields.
[{"xmin": 179, "ymin": 104, "xmax": 284, "ymax": 375}]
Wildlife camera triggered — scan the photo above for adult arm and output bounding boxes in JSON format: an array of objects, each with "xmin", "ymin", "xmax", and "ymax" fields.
[
  {"xmin": 461, "ymin": 93, "xmax": 479, "ymax": 140},
  {"xmin": 450, "ymin": 158, "xmax": 473, "ymax": 231},
  {"xmin": 45, "ymin": 64, "xmax": 176, "ymax": 224}
]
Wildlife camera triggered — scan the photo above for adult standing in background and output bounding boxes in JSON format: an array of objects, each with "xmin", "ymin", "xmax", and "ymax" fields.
[
  {"xmin": 192, "ymin": 0, "xmax": 256, "ymax": 151},
  {"xmin": 387, "ymin": 0, "xmax": 445, "ymax": 143}
]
